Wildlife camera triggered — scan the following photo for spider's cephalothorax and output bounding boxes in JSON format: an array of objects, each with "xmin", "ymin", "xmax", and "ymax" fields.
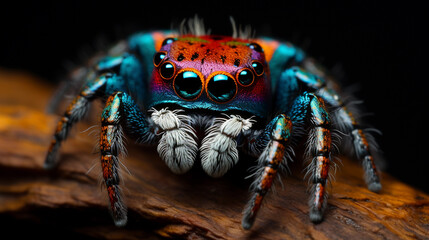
[{"xmin": 45, "ymin": 18, "xmax": 382, "ymax": 230}]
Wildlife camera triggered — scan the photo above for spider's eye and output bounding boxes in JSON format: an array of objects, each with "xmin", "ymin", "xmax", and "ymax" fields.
[
  {"xmin": 207, "ymin": 73, "xmax": 237, "ymax": 103},
  {"xmin": 248, "ymin": 43, "xmax": 263, "ymax": 53},
  {"xmin": 251, "ymin": 61, "xmax": 264, "ymax": 76},
  {"xmin": 237, "ymin": 68, "xmax": 254, "ymax": 86},
  {"xmin": 153, "ymin": 52, "xmax": 166, "ymax": 67},
  {"xmin": 174, "ymin": 70, "xmax": 203, "ymax": 100},
  {"xmin": 161, "ymin": 37, "xmax": 176, "ymax": 46},
  {"xmin": 159, "ymin": 61, "xmax": 175, "ymax": 80}
]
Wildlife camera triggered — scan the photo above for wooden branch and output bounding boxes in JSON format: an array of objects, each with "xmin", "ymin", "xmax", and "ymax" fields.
[{"xmin": 0, "ymin": 70, "xmax": 428, "ymax": 239}]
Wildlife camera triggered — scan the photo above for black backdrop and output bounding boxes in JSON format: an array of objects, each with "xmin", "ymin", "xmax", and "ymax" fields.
[{"xmin": 1, "ymin": 1, "xmax": 428, "ymax": 195}]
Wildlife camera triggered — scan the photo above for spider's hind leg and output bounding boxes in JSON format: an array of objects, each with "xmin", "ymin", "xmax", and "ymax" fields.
[
  {"xmin": 45, "ymin": 53, "xmax": 144, "ymax": 169},
  {"xmin": 44, "ymin": 72, "xmax": 111, "ymax": 169},
  {"xmin": 46, "ymin": 66, "xmax": 92, "ymax": 114},
  {"xmin": 315, "ymin": 80, "xmax": 382, "ymax": 192},
  {"xmin": 278, "ymin": 66, "xmax": 382, "ymax": 192},
  {"xmin": 304, "ymin": 60, "xmax": 382, "ymax": 191}
]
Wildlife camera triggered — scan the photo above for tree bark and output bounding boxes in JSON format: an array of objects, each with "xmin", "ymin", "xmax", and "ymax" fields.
[{"xmin": 0, "ymin": 70, "xmax": 428, "ymax": 239}]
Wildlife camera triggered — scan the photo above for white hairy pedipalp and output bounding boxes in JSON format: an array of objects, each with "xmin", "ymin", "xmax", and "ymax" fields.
[
  {"xmin": 200, "ymin": 115, "xmax": 254, "ymax": 177},
  {"xmin": 151, "ymin": 108, "xmax": 198, "ymax": 174}
]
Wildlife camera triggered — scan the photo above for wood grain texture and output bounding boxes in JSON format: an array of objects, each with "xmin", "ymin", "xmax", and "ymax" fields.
[{"xmin": 0, "ymin": 70, "xmax": 428, "ymax": 239}]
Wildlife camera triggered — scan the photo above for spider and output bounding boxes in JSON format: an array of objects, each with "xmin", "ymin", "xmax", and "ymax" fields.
[{"xmin": 44, "ymin": 18, "xmax": 382, "ymax": 230}]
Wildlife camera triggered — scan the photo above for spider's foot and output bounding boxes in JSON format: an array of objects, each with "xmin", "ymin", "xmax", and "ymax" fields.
[
  {"xmin": 44, "ymin": 142, "xmax": 60, "ymax": 170},
  {"xmin": 110, "ymin": 194, "xmax": 128, "ymax": 227},
  {"xmin": 113, "ymin": 215, "xmax": 128, "ymax": 227},
  {"xmin": 368, "ymin": 181, "xmax": 382, "ymax": 193},
  {"xmin": 309, "ymin": 208, "xmax": 324, "ymax": 223},
  {"xmin": 241, "ymin": 212, "xmax": 256, "ymax": 230},
  {"xmin": 43, "ymin": 157, "xmax": 56, "ymax": 170}
]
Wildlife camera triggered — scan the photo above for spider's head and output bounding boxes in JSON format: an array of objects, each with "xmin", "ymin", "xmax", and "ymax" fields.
[{"xmin": 149, "ymin": 35, "xmax": 272, "ymax": 120}]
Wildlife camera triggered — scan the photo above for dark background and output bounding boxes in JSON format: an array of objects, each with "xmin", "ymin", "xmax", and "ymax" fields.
[{"xmin": 1, "ymin": 0, "xmax": 428, "ymax": 195}]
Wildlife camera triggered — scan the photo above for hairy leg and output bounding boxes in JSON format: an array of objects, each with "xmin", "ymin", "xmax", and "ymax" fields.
[
  {"xmin": 242, "ymin": 114, "xmax": 292, "ymax": 229},
  {"xmin": 45, "ymin": 53, "xmax": 145, "ymax": 169},
  {"xmin": 100, "ymin": 91, "xmax": 157, "ymax": 226},
  {"xmin": 276, "ymin": 66, "xmax": 381, "ymax": 192},
  {"xmin": 289, "ymin": 92, "xmax": 332, "ymax": 222},
  {"xmin": 317, "ymin": 87, "xmax": 381, "ymax": 192},
  {"xmin": 45, "ymin": 73, "xmax": 110, "ymax": 169}
]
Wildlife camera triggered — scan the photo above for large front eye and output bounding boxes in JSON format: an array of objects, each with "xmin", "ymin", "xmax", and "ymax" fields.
[
  {"xmin": 174, "ymin": 70, "xmax": 203, "ymax": 100},
  {"xmin": 207, "ymin": 73, "xmax": 237, "ymax": 103},
  {"xmin": 236, "ymin": 68, "xmax": 254, "ymax": 86},
  {"xmin": 159, "ymin": 61, "xmax": 175, "ymax": 80}
]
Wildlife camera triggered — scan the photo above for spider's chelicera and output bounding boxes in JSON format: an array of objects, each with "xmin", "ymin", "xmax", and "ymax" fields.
[{"xmin": 45, "ymin": 18, "xmax": 382, "ymax": 230}]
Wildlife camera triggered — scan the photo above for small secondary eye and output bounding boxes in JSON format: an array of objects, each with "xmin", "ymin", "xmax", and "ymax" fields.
[
  {"xmin": 248, "ymin": 43, "xmax": 263, "ymax": 53},
  {"xmin": 161, "ymin": 37, "xmax": 176, "ymax": 46},
  {"xmin": 207, "ymin": 73, "xmax": 237, "ymax": 103},
  {"xmin": 159, "ymin": 61, "xmax": 175, "ymax": 80},
  {"xmin": 237, "ymin": 69, "xmax": 254, "ymax": 86},
  {"xmin": 153, "ymin": 52, "xmax": 166, "ymax": 67},
  {"xmin": 174, "ymin": 71, "xmax": 203, "ymax": 100},
  {"xmin": 251, "ymin": 61, "xmax": 264, "ymax": 76}
]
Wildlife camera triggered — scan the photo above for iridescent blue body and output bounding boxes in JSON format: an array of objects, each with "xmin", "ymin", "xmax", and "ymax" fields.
[{"xmin": 45, "ymin": 23, "xmax": 382, "ymax": 230}]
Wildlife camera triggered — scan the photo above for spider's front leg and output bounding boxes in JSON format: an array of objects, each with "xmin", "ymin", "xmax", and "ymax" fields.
[
  {"xmin": 289, "ymin": 92, "xmax": 332, "ymax": 222},
  {"xmin": 100, "ymin": 91, "xmax": 155, "ymax": 226},
  {"xmin": 242, "ymin": 92, "xmax": 332, "ymax": 229},
  {"xmin": 242, "ymin": 114, "xmax": 293, "ymax": 229}
]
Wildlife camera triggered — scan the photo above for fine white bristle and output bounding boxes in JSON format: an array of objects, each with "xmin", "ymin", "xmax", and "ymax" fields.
[
  {"xmin": 151, "ymin": 108, "xmax": 198, "ymax": 174},
  {"xmin": 230, "ymin": 16, "xmax": 255, "ymax": 39},
  {"xmin": 200, "ymin": 115, "xmax": 254, "ymax": 177},
  {"xmin": 179, "ymin": 15, "xmax": 210, "ymax": 36}
]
